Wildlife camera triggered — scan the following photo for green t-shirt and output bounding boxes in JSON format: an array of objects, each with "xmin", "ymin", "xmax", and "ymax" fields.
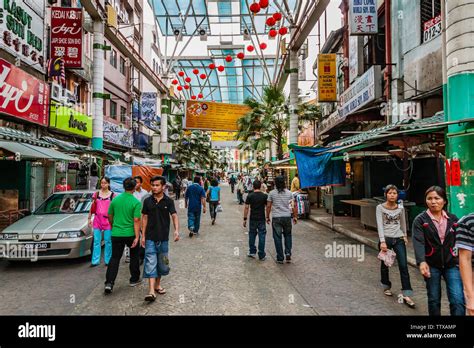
[{"xmin": 108, "ymin": 192, "xmax": 142, "ymax": 237}]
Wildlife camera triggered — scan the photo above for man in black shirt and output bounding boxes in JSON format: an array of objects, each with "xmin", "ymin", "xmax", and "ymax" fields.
[
  {"xmin": 141, "ymin": 176, "xmax": 180, "ymax": 302},
  {"xmin": 243, "ymin": 180, "xmax": 268, "ymax": 260}
]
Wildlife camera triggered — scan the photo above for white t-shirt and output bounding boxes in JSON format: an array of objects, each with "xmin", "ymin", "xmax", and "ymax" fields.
[{"xmin": 133, "ymin": 188, "xmax": 149, "ymax": 203}]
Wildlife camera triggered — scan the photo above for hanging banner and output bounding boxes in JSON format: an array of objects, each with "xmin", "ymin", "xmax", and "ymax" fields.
[
  {"xmin": 450, "ymin": 159, "xmax": 461, "ymax": 187},
  {"xmin": 211, "ymin": 131, "xmax": 237, "ymax": 142},
  {"xmin": 317, "ymin": 54, "xmax": 337, "ymax": 102},
  {"xmin": 0, "ymin": 0, "xmax": 46, "ymax": 72},
  {"xmin": 103, "ymin": 120, "xmax": 133, "ymax": 147},
  {"xmin": 50, "ymin": 7, "xmax": 83, "ymax": 68},
  {"xmin": 184, "ymin": 101, "xmax": 250, "ymax": 131},
  {"xmin": 445, "ymin": 159, "xmax": 452, "ymax": 186},
  {"xmin": 141, "ymin": 92, "xmax": 159, "ymax": 130},
  {"xmin": 349, "ymin": 0, "xmax": 378, "ymax": 35},
  {"xmin": 0, "ymin": 58, "xmax": 49, "ymax": 125}
]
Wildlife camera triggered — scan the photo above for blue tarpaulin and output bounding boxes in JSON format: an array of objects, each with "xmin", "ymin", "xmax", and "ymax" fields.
[
  {"xmin": 105, "ymin": 165, "xmax": 133, "ymax": 193},
  {"xmin": 293, "ymin": 147, "xmax": 346, "ymax": 188}
]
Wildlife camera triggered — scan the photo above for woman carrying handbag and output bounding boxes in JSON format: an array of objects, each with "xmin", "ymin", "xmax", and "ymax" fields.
[{"xmin": 376, "ymin": 185, "xmax": 415, "ymax": 308}]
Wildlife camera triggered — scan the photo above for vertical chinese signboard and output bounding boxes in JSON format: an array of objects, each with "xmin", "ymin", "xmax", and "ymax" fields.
[
  {"xmin": 0, "ymin": 0, "xmax": 45, "ymax": 72},
  {"xmin": 349, "ymin": 0, "xmax": 378, "ymax": 35},
  {"xmin": 317, "ymin": 54, "xmax": 337, "ymax": 102},
  {"xmin": 50, "ymin": 7, "xmax": 83, "ymax": 68}
]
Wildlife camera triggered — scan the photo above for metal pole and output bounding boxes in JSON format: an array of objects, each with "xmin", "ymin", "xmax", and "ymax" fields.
[{"xmin": 92, "ymin": 20, "xmax": 105, "ymax": 150}]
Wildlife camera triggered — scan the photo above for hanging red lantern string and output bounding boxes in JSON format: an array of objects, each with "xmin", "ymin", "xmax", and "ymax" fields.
[
  {"xmin": 225, "ymin": 55, "xmax": 233, "ymax": 63},
  {"xmin": 259, "ymin": 42, "xmax": 267, "ymax": 50},
  {"xmin": 178, "ymin": 71, "xmax": 185, "ymax": 77},
  {"xmin": 177, "ymin": 85, "xmax": 183, "ymax": 91},
  {"xmin": 172, "ymin": 79, "xmax": 178, "ymax": 85},
  {"xmin": 273, "ymin": 12, "xmax": 282, "ymax": 21},
  {"xmin": 279, "ymin": 27, "xmax": 288, "ymax": 36},
  {"xmin": 191, "ymin": 95, "xmax": 197, "ymax": 100},
  {"xmin": 198, "ymin": 93, "xmax": 204, "ymax": 99},
  {"xmin": 247, "ymin": 45, "xmax": 255, "ymax": 52},
  {"xmin": 249, "ymin": 2, "xmax": 260, "ymax": 14},
  {"xmin": 269, "ymin": 29, "xmax": 278, "ymax": 38},
  {"xmin": 217, "ymin": 65, "xmax": 225, "ymax": 72},
  {"xmin": 192, "ymin": 68, "xmax": 199, "ymax": 75},
  {"xmin": 259, "ymin": 0, "xmax": 269, "ymax": 9},
  {"xmin": 266, "ymin": 17, "xmax": 276, "ymax": 27},
  {"xmin": 209, "ymin": 63, "xmax": 216, "ymax": 70},
  {"xmin": 184, "ymin": 84, "xmax": 190, "ymax": 90},
  {"xmin": 185, "ymin": 76, "xmax": 191, "ymax": 83},
  {"xmin": 200, "ymin": 73, "xmax": 207, "ymax": 80},
  {"xmin": 237, "ymin": 52, "xmax": 245, "ymax": 60}
]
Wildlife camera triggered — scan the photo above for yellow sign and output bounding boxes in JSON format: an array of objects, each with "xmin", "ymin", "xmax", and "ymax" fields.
[
  {"xmin": 184, "ymin": 101, "xmax": 250, "ymax": 131},
  {"xmin": 106, "ymin": 5, "xmax": 118, "ymax": 29},
  {"xmin": 211, "ymin": 131, "xmax": 237, "ymax": 141},
  {"xmin": 317, "ymin": 54, "xmax": 337, "ymax": 102}
]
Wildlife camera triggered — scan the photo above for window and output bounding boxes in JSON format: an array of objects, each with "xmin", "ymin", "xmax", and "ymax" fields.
[
  {"xmin": 110, "ymin": 101, "xmax": 117, "ymax": 119},
  {"xmin": 120, "ymin": 106, "xmax": 127, "ymax": 124},
  {"xmin": 120, "ymin": 56, "xmax": 126, "ymax": 75},
  {"xmin": 110, "ymin": 49, "xmax": 117, "ymax": 68},
  {"xmin": 421, "ymin": 0, "xmax": 441, "ymax": 43}
]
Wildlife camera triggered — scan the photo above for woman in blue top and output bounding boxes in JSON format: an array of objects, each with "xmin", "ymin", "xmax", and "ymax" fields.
[{"xmin": 207, "ymin": 178, "xmax": 221, "ymax": 225}]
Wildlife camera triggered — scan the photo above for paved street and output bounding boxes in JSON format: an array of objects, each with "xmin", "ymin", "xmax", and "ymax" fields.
[{"xmin": 0, "ymin": 184, "xmax": 449, "ymax": 315}]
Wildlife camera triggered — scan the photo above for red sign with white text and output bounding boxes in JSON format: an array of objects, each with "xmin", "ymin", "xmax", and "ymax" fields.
[
  {"xmin": 50, "ymin": 7, "xmax": 83, "ymax": 68},
  {"xmin": 0, "ymin": 59, "xmax": 49, "ymax": 126}
]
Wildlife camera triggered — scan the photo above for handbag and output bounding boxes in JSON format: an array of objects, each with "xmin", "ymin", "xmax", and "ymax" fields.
[
  {"xmin": 377, "ymin": 249, "xmax": 397, "ymax": 267},
  {"xmin": 90, "ymin": 191, "xmax": 98, "ymax": 214},
  {"xmin": 216, "ymin": 204, "xmax": 223, "ymax": 213}
]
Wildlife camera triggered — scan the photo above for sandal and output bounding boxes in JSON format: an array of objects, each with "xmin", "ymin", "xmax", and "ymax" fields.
[
  {"xmin": 155, "ymin": 287, "xmax": 166, "ymax": 295},
  {"xmin": 383, "ymin": 289, "xmax": 393, "ymax": 296},
  {"xmin": 145, "ymin": 293, "xmax": 156, "ymax": 302},
  {"xmin": 403, "ymin": 296, "xmax": 416, "ymax": 308}
]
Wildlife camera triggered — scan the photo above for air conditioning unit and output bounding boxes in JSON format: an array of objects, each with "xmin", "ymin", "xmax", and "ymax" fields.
[
  {"xmin": 51, "ymin": 83, "xmax": 62, "ymax": 102},
  {"xmin": 174, "ymin": 28, "xmax": 182, "ymax": 42},
  {"xmin": 62, "ymin": 88, "xmax": 76, "ymax": 106}
]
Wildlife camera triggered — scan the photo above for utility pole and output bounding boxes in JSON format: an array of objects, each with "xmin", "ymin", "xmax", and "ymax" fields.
[
  {"xmin": 288, "ymin": 26, "xmax": 299, "ymax": 146},
  {"xmin": 92, "ymin": 20, "xmax": 106, "ymax": 150},
  {"xmin": 444, "ymin": 0, "xmax": 474, "ymax": 216}
]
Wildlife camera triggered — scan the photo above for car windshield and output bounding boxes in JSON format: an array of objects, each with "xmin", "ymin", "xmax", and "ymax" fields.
[{"xmin": 34, "ymin": 193, "xmax": 93, "ymax": 215}]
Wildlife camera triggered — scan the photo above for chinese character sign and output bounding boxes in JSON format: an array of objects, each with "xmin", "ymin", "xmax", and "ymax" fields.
[
  {"xmin": 50, "ymin": 7, "xmax": 83, "ymax": 68},
  {"xmin": 349, "ymin": 0, "xmax": 378, "ymax": 35},
  {"xmin": 317, "ymin": 54, "xmax": 337, "ymax": 102}
]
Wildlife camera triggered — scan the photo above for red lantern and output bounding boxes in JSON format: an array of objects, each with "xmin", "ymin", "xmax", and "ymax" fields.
[
  {"xmin": 237, "ymin": 52, "xmax": 245, "ymax": 60},
  {"xmin": 249, "ymin": 2, "xmax": 260, "ymax": 14},
  {"xmin": 178, "ymin": 71, "xmax": 185, "ymax": 77},
  {"xmin": 259, "ymin": 42, "xmax": 267, "ymax": 50},
  {"xmin": 185, "ymin": 76, "xmax": 191, "ymax": 83},
  {"xmin": 209, "ymin": 63, "xmax": 216, "ymax": 70},
  {"xmin": 279, "ymin": 27, "xmax": 288, "ymax": 35},
  {"xmin": 191, "ymin": 95, "xmax": 196, "ymax": 100},
  {"xmin": 184, "ymin": 84, "xmax": 190, "ymax": 90},
  {"xmin": 217, "ymin": 65, "xmax": 225, "ymax": 72},
  {"xmin": 269, "ymin": 29, "xmax": 278, "ymax": 38},
  {"xmin": 266, "ymin": 17, "xmax": 276, "ymax": 27},
  {"xmin": 225, "ymin": 55, "xmax": 233, "ymax": 63},
  {"xmin": 247, "ymin": 45, "xmax": 254, "ymax": 52},
  {"xmin": 200, "ymin": 73, "xmax": 207, "ymax": 80},
  {"xmin": 259, "ymin": 0, "xmax": 269, "ymax": 9},
  {"xmin": 198, "ymin": 93, "xmax": 203, "ymax": 99},
  {"xmin": 177, "ymin": 85, "xmax": 183, "ymax": 91},
  {"xmin": 172, "ymin": 79, "xmax": 178, "ymax": 85},
  {"xmin": 273, "ymin": 12, "xmax": 282, "ymax": 21},
  {"xmin": 193, "ymin": 69, "xmax": 199, "ymax": 75}
]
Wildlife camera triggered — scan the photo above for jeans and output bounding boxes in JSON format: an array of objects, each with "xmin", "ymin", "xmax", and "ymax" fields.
[
  {"xmin": 188, "ymin": 210, "xmax": 202, "ymax": 234},
  {"xmin": 209, "ymin": 201, "xmax": 219, "ymax": 220},
  {"xmin": 237, "ymin": 190, "xmax": 244, "ymax": 204},
  {"xmin": 272, "ymin": 217, "xmax": 292, "ymax": 262},
  {"xmin": 144, "ymin": 240, "xmax": 170, "ymax": 278},
  {"xmin": 231, "ymin": 183, "xmax": 235, "ymax": 193},
  {"xmin": 249, "ymin": 220, "xmax": 266, "ymax": 259},
  {"xmin": 92, "ymin": 229, "xmax": 112, "ymax": 265},
  {"xmin": 105, "ymin": 236, "xmax": 140, "ymax": 285},
  {"xmin": 175, "ymin": 188, "xmax": 181, "ymax": 200},
  {"xmin": 380, "ymin": 237, "xmax": 413, "ymax": 296},
  {"xmin": 425, "ymin": 266, "xmax": 465, "ymax": 316}
]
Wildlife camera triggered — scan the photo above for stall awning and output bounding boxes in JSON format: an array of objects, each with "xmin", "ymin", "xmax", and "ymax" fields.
[{"xmin": 0, "ymin": 141, "xmax": 78, "ymax": 161}]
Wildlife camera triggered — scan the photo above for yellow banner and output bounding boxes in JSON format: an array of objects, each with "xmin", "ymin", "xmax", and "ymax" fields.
[
  {"xmin": 317, "ymin": 54, "xmax": 337, "ymax": 102},
  {"xmin": 211, "ymin": 131, "xmax": 237, "ymax": 141},
  {"xmin": 106, "ymin": 5, "xmax": 118, "ymax": 29},
  {"xmin": 185, "ymin": 101, "xmax": 250, "ymax": 131}
]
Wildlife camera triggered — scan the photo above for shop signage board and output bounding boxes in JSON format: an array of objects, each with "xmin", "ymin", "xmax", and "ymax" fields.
[
  {"xmin": 349, "ymin": 0, "xmax": 378, "ymax": 35},
  {"xmin": 317, "ymin": 54, "xmax": 337, "ymax": 102},
  {"xmin": 103, "ymin": 120, "xmax": 133, "ymax": 147},
  {"xmin": 49, "ymin": 101, "xmax": 92, "ymax": 138},
  {"xmin": 141, "ymin": 92, "xmax": 159, "ymax": 130},
  {"xmin": 339, "ymin": 65, "xmax": 381, "ymax": 118},
  {"xmin": 318, "ymin": 110, "xmax": 345, "ymax": 135},
  {"xmin": 184, "ymin": 101, "xmax": 250, "ymax": 131},
  {"xmin": 0, "ymin": 58, "xmax": 49, "ymax": 125},
  {"xmin": 0, "ymin": 0, "xmax": 46, "ymax": 72},
  {"xmin": 50, "ymin": 7, "xmax": 83, "ymax": 68},
  {"xmin": 423, "ymin": 14, "xmax": 442, "ymax": 43},
  {"xmin": 211, "ymin": 131, "xmax": 237, "ymax": 142}
]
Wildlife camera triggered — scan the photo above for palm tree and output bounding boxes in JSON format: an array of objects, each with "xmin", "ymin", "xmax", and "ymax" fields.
[{"xmin": 236, "ymin": 86, "xmax": 289, "ymax": 160}]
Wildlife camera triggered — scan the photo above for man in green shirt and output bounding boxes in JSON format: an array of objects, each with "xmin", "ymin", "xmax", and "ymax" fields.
[{"xmin": 104, "ymin": 177, "xmax": 142, "ymax": 294}]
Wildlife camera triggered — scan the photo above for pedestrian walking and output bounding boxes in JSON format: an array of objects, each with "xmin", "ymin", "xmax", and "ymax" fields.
[
  {"xmin": 376, "ymin": 185, "xmax": 415, "ymax": 307},
  {"xmin": 266, "ymin": 175, "xmax": 297, "ymax": 264},
  {"xmin": 261, "ymin": 180, "xmax": 268, "ymax": 193},
  {"xmin": 54, "ymin": 177, "xmax": 71, "ymax": 192},
  {"xmin": 455, "ymin": 212, "xmax": 474, "ymax": 315},
  {"xmin": 236, "ymin": 176, "xmax": 245, "ymax": 205},
  {"xmin": 207, "ymin": 178, "xmax": 221, "ymax": 225},
  {"xmin": 104, "ymin": 177, "xmax": 142, "ymax": 294},
  {"xmin": 172, "ymin": 175, "xmax": 182, "ymax": 200},
  {"xmin": 185, "ymin": 176, "xmax": 207, "ymax": 237},
  {"xmin": 412, "ymin": 186, "xmax": 464, "ymax": 316},
  {"xmin": 229, "ymin": 175, "xmax": 237, "ymax": 194},
  {"xmin": 290, "ymin": 173, "xmax": 300, "ymax": 192},
  {"xmin": 245, "ymin": 176, "xmax": 253, "ymax": 194},
  {"xmin": 204, "ymin": 177, "xmax": 210, "ymax": 191},
  {"xmin": 88, "ymin": 177, "xmax": 115, "ymax": 267},
  {"xmin": 141, "ymin": 176, "xmax": 180, "ymax": 302},
  {"xmin": 243, "ymin": 180, "xmax": 268, "ymax": 260},
  {"xmin": 181, "ymin": 177, "xmax": 189, "ymax": 196}
]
